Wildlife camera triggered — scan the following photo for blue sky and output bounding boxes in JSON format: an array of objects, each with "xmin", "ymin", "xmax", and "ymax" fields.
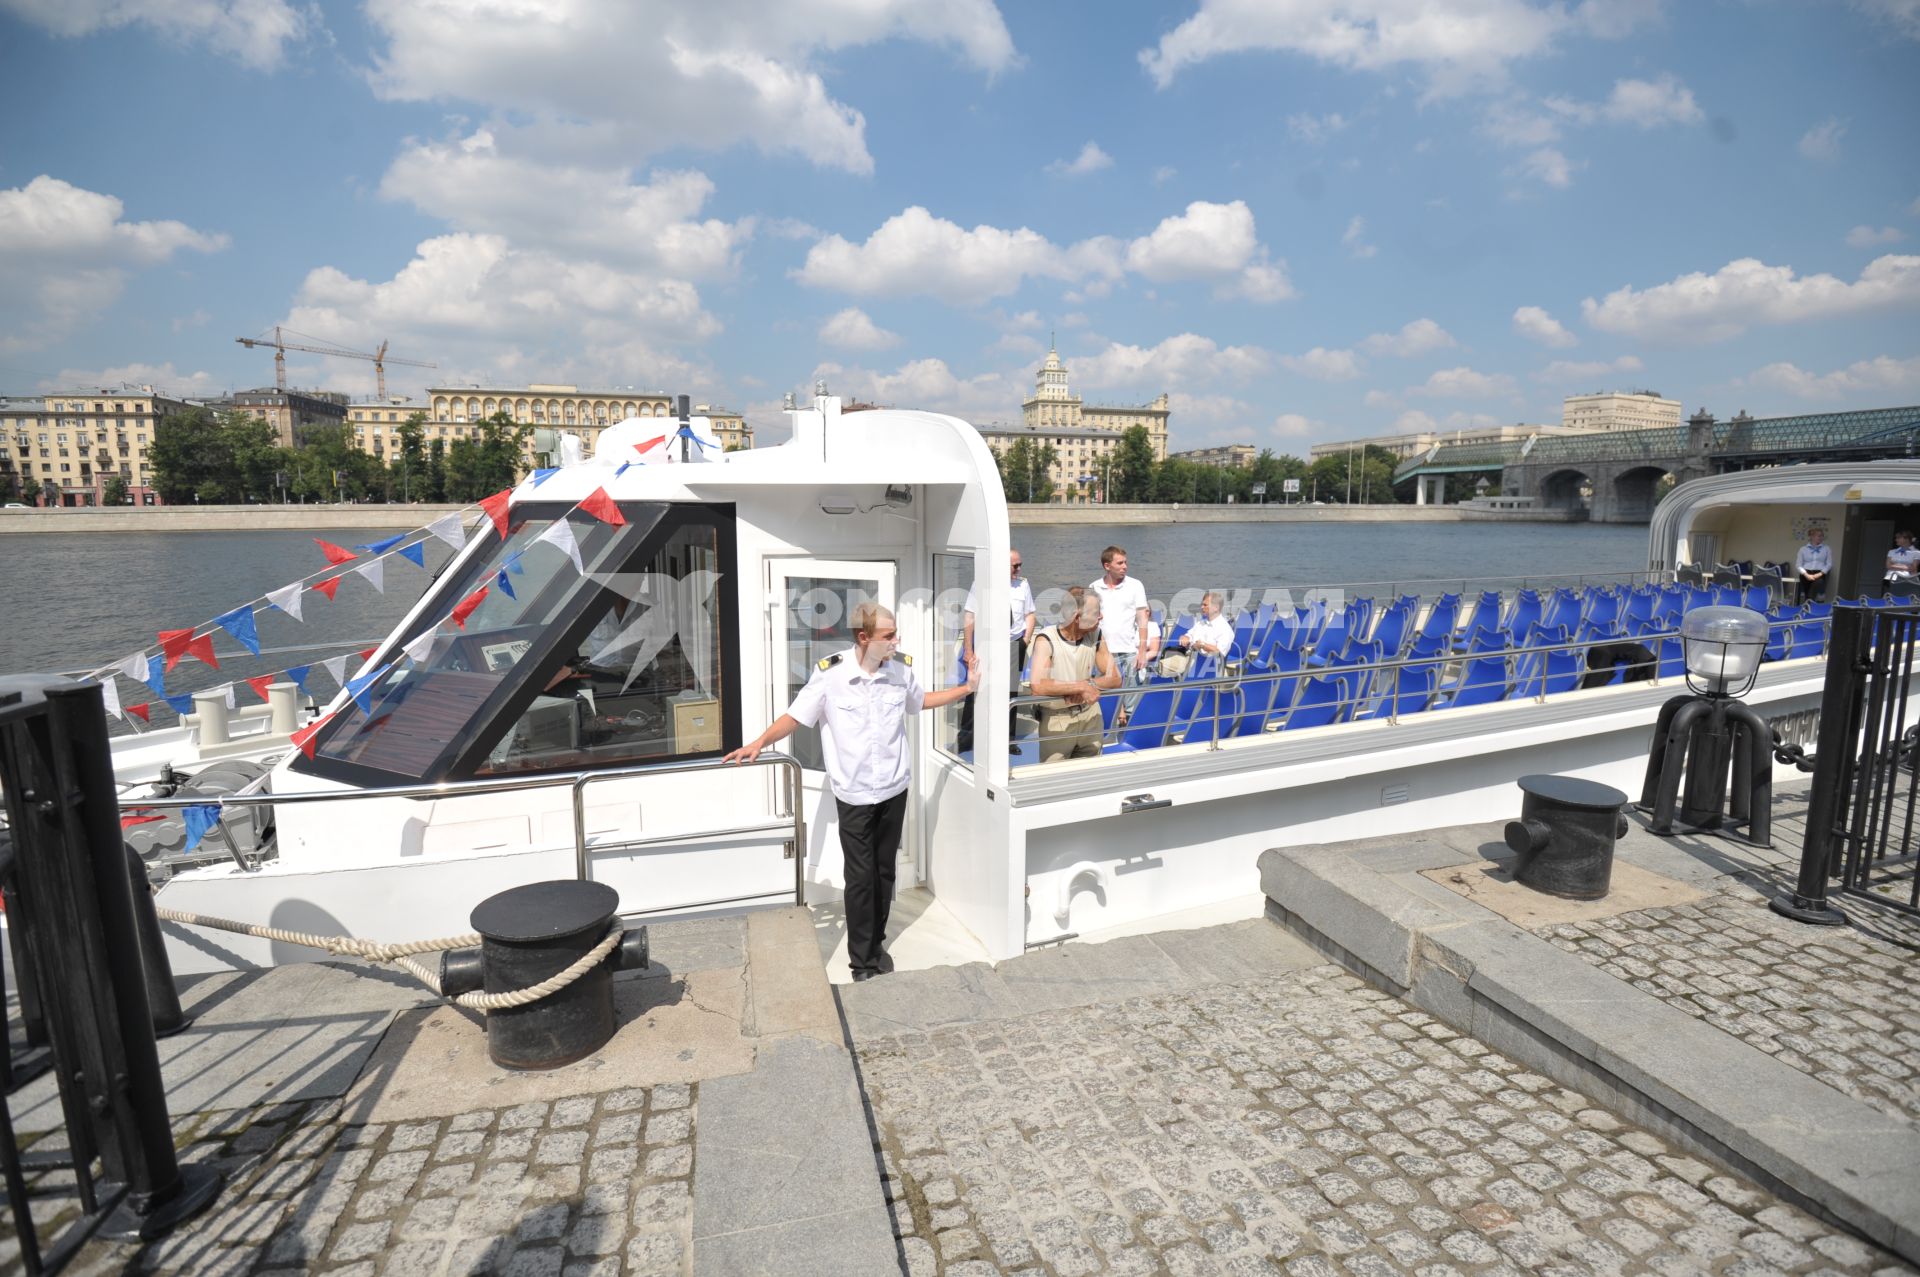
[{"xmin": 1, "ymin": 0, "xmax": 1916, "ymax": 452}]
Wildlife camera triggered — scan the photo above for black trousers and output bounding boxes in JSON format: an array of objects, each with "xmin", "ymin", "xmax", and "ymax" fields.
[
  {"xmin": 956, "ymin": 636, "xmax": 1026, "ymax": 753},
  {"xmin": 1797, "ymin": 573, "xmax": 1826, "ymax": 604},
  {"xmin": 836, "ymin": 789, "xmax": 906, "ymax": 974}
]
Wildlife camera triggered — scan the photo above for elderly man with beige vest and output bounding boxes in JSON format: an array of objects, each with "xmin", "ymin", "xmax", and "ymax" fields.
[{"xmin": 1027, "ymin": 587, "xmax": 1122, "ymax": 763}]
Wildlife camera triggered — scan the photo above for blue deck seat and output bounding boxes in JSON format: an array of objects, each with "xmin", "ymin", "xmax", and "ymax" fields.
[
  {"xmin": 1439, "ymin": 656, "xmax": 1509, "ymax": 708},
  {"xmin": 1503, "ymin": 589, "xmax": 1543, "ymax": 640},
  {"xmin": 1276, "ymin": 670, "xmax": 1353, "ymax": 731},
  {"xmin": 1365, "ymin": 662, "xmax": 1438, "ymax": 719},
  {"xmin": 1656, "ymin": 636, "xmax": 1688, "ymax": 678},
  {"xmin": 1788, "ymin": 614, "xmax": 1828, "ymax": 657},
  {"xmin": 1369, "ymin": 600, "xmax": 1416, "ymax": 659},
  {"xmin": 1458, "ymin": 590, "xmax": 1503, "ymax": 640}
]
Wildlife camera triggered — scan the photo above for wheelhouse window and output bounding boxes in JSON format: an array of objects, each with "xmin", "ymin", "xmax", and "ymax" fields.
[{"xmin": 295, "ymin": 501, "xmax": 737, "ymax": 786}]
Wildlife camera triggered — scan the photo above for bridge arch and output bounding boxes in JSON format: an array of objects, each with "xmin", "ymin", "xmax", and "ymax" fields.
[
  {"xmin": 1540, "ymin": 468, "xmax": 1593, "ymax": 518},
  {"xmin": 1613, "ymin": 465, "xmax": 1678, "ymax": 522}
]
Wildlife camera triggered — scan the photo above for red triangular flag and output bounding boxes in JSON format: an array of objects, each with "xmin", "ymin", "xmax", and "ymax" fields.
[
  {"xmin": 479, "ymin": 488, "xmax": 513, "ymax": 539},
  {"xmin": 449, "ymin": 584, "xmax": 489, "ymax": 629},
  {"xmin": 157, "ymin": 628, "xmax": 219, "ymax": 672},
  {"xmin": 358, "ymin": 646, "xmax": 378, "ymax": 663},
  {"xmin": 635, "ymin": 434, "xmax": 668, "ymax": 454},
  {"xmin": 126, "ymin": 702, "xmax": 151, "ymax": 723},
  {"xmin": 120, "ymin": 812, "xmax": 165, "ymax": 829},
  {"xmin": 314, "ymin": 538, "xmax": 357, "ymax": 565},
  {"xmin": 578, "ymin": 487, "xmax": 625, "ymax": 526},
  {"xmin": 290, "ymin": 715, "xmax": 328, "ymax": 759},
  {"xmin": 309, "ymin": 576, "xmax": 341, "ymax": 601},
  {"xmin": 246, "ymin": 675, "xmax": 275, "ymax": 702}
]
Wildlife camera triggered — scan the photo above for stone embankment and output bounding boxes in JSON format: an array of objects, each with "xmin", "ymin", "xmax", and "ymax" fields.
[{"xmin": 1010, "ymin": 502, "xmax": 1576, "ymax": 526}]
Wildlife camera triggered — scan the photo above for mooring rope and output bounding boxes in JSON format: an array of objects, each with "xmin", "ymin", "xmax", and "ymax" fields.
[{"xmin": 154, "ymin": 907, "xmax": 623, "ymax": 1011}]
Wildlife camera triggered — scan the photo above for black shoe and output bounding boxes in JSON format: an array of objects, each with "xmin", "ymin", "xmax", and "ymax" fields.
[
  {"xmin": 851, "ymin": 969, "xmax": 878, "ymax": 982},
  {"xmin": 875, "ymin": 951, "xmax": 895, "ymax": 974},
  {"xmin": 1010, "ymin": 742, "xmax": 1022, "ymax": 755}
]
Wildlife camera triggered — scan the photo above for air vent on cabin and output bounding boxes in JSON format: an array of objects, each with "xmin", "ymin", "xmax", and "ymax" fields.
[{"xmin": 1381, "ymin": 783, "xmax": 1410, "ymax": 807}]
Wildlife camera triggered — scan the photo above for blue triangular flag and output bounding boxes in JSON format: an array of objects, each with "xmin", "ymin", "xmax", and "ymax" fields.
[
  {"xmin": 398, "ymin": 542, "xmax": 426, "ymax": 568},
  {"xmin": 496, "ymin": 569, "xmax": 517, "ymax": 599},
  {"xmin": 143, "ymin": 654, "xmax": 167, "ymax": 697},
  {"xmin": 211, "ymin": 605, "xmax": 261, "ymax": 656},
  {"xmin": 163, "ymin": 692, "xmax": 194, "ymax": 715},
  {"xmin": 615, "ymin": 462, "xmax": 631, "ymax": 476},
  {"xmin": 504, "ymin": 551, "xmax": 526, "ymax": 575},
  {"xmin": 530, "ymin": 468, "xmax": 559, "ymax": 487},
  {"xmin": 345, "ymin": 664, "xmax": 391, "ymax": 715},
  {"xmin": 284, "ymin": 664, "xmax": 310, "ymax": 690},
  {"xmin": 354, "ymin": 533, "xmax": 407, "ymax": 556},
  {"xmin": 181, "ymin": 804, "xmax": 222, "ymax": 853},
  {"xmin": 677, "ymin": 425, "xmax": 717, "ymax": 449}
]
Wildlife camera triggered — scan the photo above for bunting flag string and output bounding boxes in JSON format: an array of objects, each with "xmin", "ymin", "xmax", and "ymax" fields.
[
  {"xmin": 221, "ymin": 683, "xmax": 237, "ymax": 710},
  {"xmin": 284, "ymin": 664, "xmax": 311, "ymax": 690},
  {"xmin": 162, "ymin": 692, "xmax": 195, "ymax": 715},
  {"xmin": 321, "ymin": 655, "xmax": 348, "ymax": 687},
  {"xmin": 126, "ymin": 703, "xmax": 151, "ymax": 723},
  {"xmin": 345, "ymin": 664, "xmax": 390, "ymax": 714},
  {"xmin": 578, "ymin": 487, "xmax": 625, "ymax": 526},
  {"xmin": 158, "ymin": 628, "xmax": 220, "ymax": 673},
  {"xmin": 495, "ymin": 569, "xmax": 517, "ymax": 599},
  {"xmin": 315, "ymin": 538, "xmax": 358, "ymax": 565},
  {"xmin": 449, "ymin": 584, "xmax": 490, "ymax": 629},
  {"xmin": 291, "ymin": 713, "xmax": 330, "ymax": 759},
  {"xmin": 246, "ymin": 675, "xmax": 275, "ymax": 702},
  {"xmin": 266, "ymin": 581, "xmax": 305, "ymax": 623},
  {"xmin": 479, "ymin": 488, "xmax": 513, "ymax": 538},
  {"xmin": 402, "ymin": 630, "xmax": 437, "ymax": 664},
  {"xmin": 100, "ymin": 677, "xmax": 122, "ymax": 720},
  {"xmin": 635, "ymin": 435, "xmax": 668, "ymax": 455},
  {"xmin": 309, "ymin": 576, "xmax": 341, "ymax": 602},
  {"xmin": 181, "ymin": 805, "xmax": 223, "ymax": 854},
  {"xmin": 354, "ymin": 533, "xmax": 408, "ymax": 556},
  {"xmin": 353, "ymin": 558, "xmax": 385, "ymax": 593},
  {"xmin": 529, "ymin": 468, "xmax": 559, "ymax": 487},
  {"xmin": 398, "ymin": 541, "xmax": 427, "ymax": 568},
  {"xmin": 535, "ymin": 519, "xmax": 584, "ymax": 573},
  {"xmin": 211, "ymin": 605, "xmax": 261, "ymax": 656},
  {"xmin": 143, "ymin": 653, "xmax": 167, "ymax": 696},
  {"xmin": 426, "ymin": 512, "xmax": 465, "ymax": 551},
  {"xmin": 677, "ymin": 424, "xmax": 719, "ymax": 451},
  {"xmin": 114, "ymin": 650, "xmax": 149, "ymax": 682}
]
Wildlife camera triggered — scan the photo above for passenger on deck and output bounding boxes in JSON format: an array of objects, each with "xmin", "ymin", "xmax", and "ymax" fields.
[
  {"xmin": 1090, "ymin": 545, "xmax": 1153, "ymax": 722},
  {"xmin": 1180, "ymin": 592, "xmax": 1236, "ymax": 660},
  {"xmin": 957, "ymin": 548, "xmax": 1037, "ymax": 756},
  {"xmin": 1028, "ymin": 587, "xmax": 1121, "ymax": 764},
  {"xmin": 1884, "ymin": 530, "xmax": 1920, "ymax": 592},
  {"xmin": 1794, "ymin": 526, "xmax": 1830, "ymax": 603}
]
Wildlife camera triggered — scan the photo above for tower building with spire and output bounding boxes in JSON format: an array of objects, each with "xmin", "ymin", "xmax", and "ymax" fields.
[{"xmin": 976, "ymin": 341, "xmax": 1170, "ymax": 503}]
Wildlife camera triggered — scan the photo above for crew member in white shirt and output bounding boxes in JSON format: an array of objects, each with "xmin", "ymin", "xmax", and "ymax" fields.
[
  {"xmin": 958, "ymin": 549, "xmax": 1038, "ymax": 755},
  {"xmin": 1090, "ymin": 545, "xmax": 1154, "ymax": 720},
  {"xmin": 1794, "ymin": 526, "xmax": 1831, "ymax": 604},
  {"xmin": 1180, "ymin": 591, "xmax": 1237, "ymax": 662},
  {"xmin": 724, "ymin": 602, "xmax": 975, "ymax": 981},
  {"xmin": 1886, "ymin": 530, "xmax": 1920, "ymax": 594}
]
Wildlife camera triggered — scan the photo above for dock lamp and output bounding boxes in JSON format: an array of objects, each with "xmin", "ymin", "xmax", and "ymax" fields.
[{"xmin": 1638, "ymin": 606, "xmax": 1776, "ymax": 846}]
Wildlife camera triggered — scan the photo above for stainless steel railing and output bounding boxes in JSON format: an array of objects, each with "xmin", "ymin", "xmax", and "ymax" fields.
[{"xmin": 113, "ymin": 752, "xmax": 809, "ymax": 909}]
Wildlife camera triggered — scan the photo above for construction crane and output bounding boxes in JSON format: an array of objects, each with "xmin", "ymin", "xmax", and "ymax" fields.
[{"xmin": 234, "ymin": 326, "xmax": 436, "ymax": 399}]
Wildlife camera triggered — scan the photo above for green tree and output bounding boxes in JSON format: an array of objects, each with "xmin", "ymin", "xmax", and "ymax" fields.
[
  {"xmin": 1112, "ymin": 426, "xmax": 1157, "ymax": 503},
  {"xmin": 0, "ymin": 470, "xmax": 17, "ymax": 501},
  {"xmin": 995, "ymin": 438, "xmax": 1057, "ymax": 503},
  {"xmin": 103, "ymin": 475, "xmax": 128, "ymax": 505},
  {"xmin": 390, "ymin": 414, "xmax": 427, "ymax": 502},
  {"xmin": 150, "ymin": 407, "xmax": 233, "ymax": 503},
  {"xmin": 442, "ymin": 413, "xmax": 531, "ymax": 501},
  {"xmin": 20, "ymin": 476, "xmax": 41, "ymax": 504},
  {"xmin": 425, "ymin": 437, "xmax": 448, "ymax": 502}
]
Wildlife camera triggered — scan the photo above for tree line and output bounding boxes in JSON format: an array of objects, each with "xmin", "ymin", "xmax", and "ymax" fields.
[
  {"xmin": 140, "ymin": 408, "xmax": 534, "ymax": 505},
  {"xmin": 992, "ymin": 425, "xmax": 1486, "ymax": 505}
]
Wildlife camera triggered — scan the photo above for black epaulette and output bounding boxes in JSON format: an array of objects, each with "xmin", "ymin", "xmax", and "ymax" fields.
[
  {"xmin": 817, "ymin": 653, "xmax": 843, "ymax": 671},
  {"xmin": 892, "ymin": 652, "xmax": 912, "ymax": 666}
]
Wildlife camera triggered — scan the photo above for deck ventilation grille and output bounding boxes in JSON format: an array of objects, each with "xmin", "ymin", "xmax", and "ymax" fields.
[{"xmin": 1380, "ymin": 783, "xmax": 1411, "ymax": 807}]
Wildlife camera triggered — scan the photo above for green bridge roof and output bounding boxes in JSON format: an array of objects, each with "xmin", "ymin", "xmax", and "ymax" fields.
[{"xmin": 1393, "ymin": 405, "xmax": 1920, "ymax": 481}]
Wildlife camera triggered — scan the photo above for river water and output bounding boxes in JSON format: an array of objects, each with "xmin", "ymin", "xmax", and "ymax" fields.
[{"xmin": 0, "ymin": 520, "xmax": 1649, "ymax": 683}]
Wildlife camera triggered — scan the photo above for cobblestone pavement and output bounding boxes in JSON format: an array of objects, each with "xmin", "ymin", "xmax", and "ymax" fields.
[
  {"xmin": 1539, "ymin": 881, "xmax": 1920, "ymax": 1129},
  {"xmin": 858, "ymin": 965, "xmax": 1913, "ymax": 1277},
  {"xmin": 51, "ymin": 1084, "xmax": 698, "ymax": 1276}
]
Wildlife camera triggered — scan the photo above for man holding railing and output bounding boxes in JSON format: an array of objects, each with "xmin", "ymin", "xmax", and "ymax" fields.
[{"xmin": 1029, "ymin": 588, "xmax": 1122, "ymax": 763}]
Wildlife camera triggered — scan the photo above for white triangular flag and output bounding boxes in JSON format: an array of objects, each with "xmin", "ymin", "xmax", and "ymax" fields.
[
  {"xmin": 427, "ymin": 513, "xmax": 465, "ymax": 551},
  {"xmin": 221, "ymin": 683, "xmax": 236, "ymax": 709},
  {"xmin": 266, "ymin": 581, "xmax": 305, "ymax": 623},
  {"xmin": 535, "ymin": 519, "xmax": 583, "ymax": 573},
  {"xmin": 100, "ymin": 677, "xmax": 123, "ymax": 720},
  {"xmin": 353, "ymin": 558, "xmax": 385, "ymax": 593},
  {"xmin": 321, "ymin": 655, "xmax": 348, "ymax": 687},
  {"xmin": 114, "ymin": 650, "xmax": 149, "ymax": 681},
  {"xmin": 403, "ymin": 629, "xmax": 438, "ymax": 664}
]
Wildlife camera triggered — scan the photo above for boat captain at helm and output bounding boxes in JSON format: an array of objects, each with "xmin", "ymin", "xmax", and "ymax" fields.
[{"xmin": 724, "ymin": 601, "xmax": 976, "ymax": 982}]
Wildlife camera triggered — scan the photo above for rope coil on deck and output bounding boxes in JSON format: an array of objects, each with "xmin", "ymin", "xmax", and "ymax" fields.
[{"xmin": 154, "ymin": 907, "xmax": 623, "ymax": 1011}]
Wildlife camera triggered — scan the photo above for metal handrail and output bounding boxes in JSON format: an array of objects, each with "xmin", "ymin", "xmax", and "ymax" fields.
[{"xmin": 117, "ymin": 752, "xmax": 809, "ymax": 906}]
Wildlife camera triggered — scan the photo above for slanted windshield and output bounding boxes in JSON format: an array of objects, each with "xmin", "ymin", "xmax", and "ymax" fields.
[{"xmin": 295, "ymin": 501, "xmax": 737, "ymax": 785}]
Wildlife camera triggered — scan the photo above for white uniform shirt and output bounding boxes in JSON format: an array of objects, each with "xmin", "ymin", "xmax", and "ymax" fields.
[
  {"xmin": 1795, "ymin": 543, "xmax": 1831, "ymax": 574},
  {"xmin": 1089, "ymin": 575, "xmax": 1149, "ymax": 655},
  {"xmin": 786, "ymin": 648, "xmax": 925, "ymax": 806},
  {"xmin": 963, "ymin": 577, "xmax": 1037, "ymax": 640},
  {"xmin": 1889, "ymin": 545, "xmax": 1920, "ymax": 575},
  {"xmin": 1186, "ymin": 612, "xmax": 1237, "ymax": 657}
]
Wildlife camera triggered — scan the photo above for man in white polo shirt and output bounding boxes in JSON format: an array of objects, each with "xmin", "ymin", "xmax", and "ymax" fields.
[
  {"xmin": 724, "ymin": 602, "xmax": 975, "ymax": 981},
  {"xmin": 1090, "ymin": 545, "xmax": 1153, "ymax": 720}
]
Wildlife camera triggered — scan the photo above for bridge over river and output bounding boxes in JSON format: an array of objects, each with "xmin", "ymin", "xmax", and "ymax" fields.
[{"xmin": 1395, "ymin": 404, "xmax": 1920, "ymax": 522}]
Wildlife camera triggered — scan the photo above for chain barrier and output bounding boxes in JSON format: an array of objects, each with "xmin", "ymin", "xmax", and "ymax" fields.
[{"xmin": 1770, "ymin": 730, "xmax": 1817, "ymax": 774}]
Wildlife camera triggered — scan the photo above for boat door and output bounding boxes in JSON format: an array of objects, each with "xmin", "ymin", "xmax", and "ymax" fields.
[{"xmin": 767, "ymin": 560, "xmax": 915, "ymax": 896}]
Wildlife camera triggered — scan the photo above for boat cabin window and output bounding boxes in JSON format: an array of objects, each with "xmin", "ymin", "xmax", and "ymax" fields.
[
  {"xmin": 932, "ymin": 552, "xmax": 975, "ymax": 762},
  {"xmin": 294, "ymin": 501, "xmax": 738, "ymax": 786}
]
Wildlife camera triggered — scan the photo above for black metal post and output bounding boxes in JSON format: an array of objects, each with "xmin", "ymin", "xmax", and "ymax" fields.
[
  {"xmin": 126, "ymin": 846, "xmax": 190, "ymax": 1037},
  {"xmin": 1772, "ymin": 605, "xmax": 1865, "ymax": 925}
]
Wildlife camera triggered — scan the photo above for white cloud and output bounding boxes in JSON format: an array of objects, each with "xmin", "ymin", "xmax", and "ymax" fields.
[
  {"xmin": 1153, "ymin": 166, "xmax": 1178, "ymax": 185},
  {"xmin": 1799, "ymin": 117, "xmax": 1847, "ymax": 162},
  {"xmin": 1482, "ymin": 99, "xmax": 1561, "ymax": 147},
  {"xmin": 1533, "ymin": 355, "xmax": 1644, "ymax": 383},
  {"xmin": 1280, "ymin": 347, "xmax": 1363, "ymax": 381},
  {"xmin": 171, "ymin": 307, "xmax": 212, "ymax": 333},
  {"xmin": 361, "ymin": 0, "xmax": 1016, "ymax": 176},
  {"xmin": 1512, "ymin": 304, "xmax": 1577, "ymax": 348},
  {"xmin": 1171, "ymin": 392, "xmax": 1258, "ymax": 423},
  {"xmin": 1583, "ymin": 254, "xmax": 1920, "ymax": 342},
  {"xmin": 1853, "ymin": 0, "xmax": 1920, "ymax": 39},
  {"xmin": 1360, "ymin": 317, "xmax": 1456, "ymax": 357},
  {"xmin": 810, "ymin": 357, "xmax": 1021, "ymax": 421},
  {"xmin": 42, "ymin": 360, "xmax": 224, "ymax": 397},
  {"xmin": 797, "ymin": 199, "xmax": 1293, "ymax": 305},
  {"xmin": 1415, "ymin": 366, "xmax": 1518, "ymax": 397},
  {"xmin": 1847, "ymin": 225, "xmax": 1906, "ymax": 249},
  {"xmin": 818, "ymin": 307, "xmax": 900, "ymax": 351},
  {"xmin": 1545, "ymin": 74, "xmax": 1703, "ymax": 128},
  {"xmin": 1073, "ymin": 333, "xmax": 1270, "ymax": 390},
  {"xmin": 1392, "ymin": 410, "xmax": 1440, "ymax": 433},
  {"xmin": 0, "ymin": 175, "xmax": 227, "ymax": 354},
  {"xmin": 1271, "ymin": 413, "xmax": 1320, "ymax": 438},
  {"xmin": 1747, "ymin": 354, "xmax": 1920, "ymax": 399},
  {"xmin": 1286, "ymin": 112, "xmax": 1349, "ymax": 144},
  {"xmin": 1006, "ymin": 310, "xmax": 1044, "ymax": 330},
  {"xmin": 2, "ymin": 0, "xmax": 315, "ymax": 69},
  {"xmin": 1362, "ymin": 389, "xmax": 1402, "ymax": 409},
  {"xmin": 988, "ymin": 333, "xmax": 1044, "ymax": 357},
  {"xmin": 1047, "ymin": 141, "xmax": 1114, "ymax": 177},
  {"xmin": 1138, "ymin": 0, "xmax": 1646, "ymax": 96},
  {"xmin": 1341, "ymin": 215, "xmax": 1377, "ymax": 259},
  {"xmin": 1519, "ymin": 147, "xmax": 1575, "ymax": 188}
]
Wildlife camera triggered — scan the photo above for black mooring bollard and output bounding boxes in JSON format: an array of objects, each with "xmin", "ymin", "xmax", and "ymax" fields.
[
  {"xmin": 126, "ymin": 845, "xmax": 191, "ymax": 1037},
  {"xmin": 1503, "ymin": 773, "xmax": 1631, "ymax": 900},
  {"xmin": 466, "ymin": 880, "xmax": 624, "ymax": 1070}
]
